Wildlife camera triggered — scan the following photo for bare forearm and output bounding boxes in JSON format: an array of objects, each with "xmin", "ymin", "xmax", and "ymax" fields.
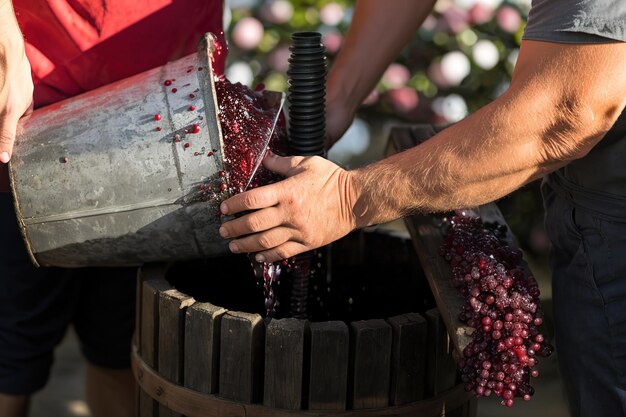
[
  {"xmin": 350, "ymin": 41, "xmax": 626, "ymax": 227},
  {"xmin": 327, "ymin": 0, "xmax": 436, "ymax": 114},
  {"xmin": 0, "ymin": 0, "xmax": 24, "ymax": 81},
  {"xmin": 351, "ymin": 98, "xmax": 565, "ymax": 225},
  {"xmin": 0, "ymin": 1, "xmax": 22, "ymax": 47}
]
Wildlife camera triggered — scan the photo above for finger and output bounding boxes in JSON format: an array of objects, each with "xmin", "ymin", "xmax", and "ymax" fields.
[
  {"xmin": 253, "ymin": 241, "xmax": 309, "ymax": 263},
  {"xmin": 220, "ymin": 185, "xmax": 279, "ymax": 215},
  {"xmin": 262, "ymin": 152, "xmax": 304, "ymax": 177},
  {"xmin": 219, "ymin": 206, "xmax": 283, "ymax": 238},
  {"xmin": 227, "ymin": 226, "xmax": 294, "ymax": 254},
  {"xmin": 0, "ymin": 114, "xmax": 19, "ymax": 163}
]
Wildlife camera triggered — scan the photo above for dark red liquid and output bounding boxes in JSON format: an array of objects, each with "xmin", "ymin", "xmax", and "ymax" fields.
[
  {"xmin": 215, "ymin": 77, "xmax": 288, "ymax": 317},
  {"xmin": 215, "ymin": 77, "xmax": 287, "ymax": 195}
]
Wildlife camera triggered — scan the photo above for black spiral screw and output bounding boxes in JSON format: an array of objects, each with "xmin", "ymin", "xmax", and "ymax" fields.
[
  {"xmin": 287, "ymin": 32, "xmax": 327, "ymax": 318},
  {"xmin": 287, "ymin": 32, "xmax": 327, "ymax": 156}
]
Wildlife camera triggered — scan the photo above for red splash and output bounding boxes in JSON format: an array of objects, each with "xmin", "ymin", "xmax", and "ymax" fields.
[{"xmin": 214, "ymin": 78, "xmax": 288, "ymax": 194}]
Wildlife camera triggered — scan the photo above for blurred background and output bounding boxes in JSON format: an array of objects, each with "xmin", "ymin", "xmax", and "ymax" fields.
[{"xmin": 34, "ymin": 0, "xmax": 566, "ymax": 416}]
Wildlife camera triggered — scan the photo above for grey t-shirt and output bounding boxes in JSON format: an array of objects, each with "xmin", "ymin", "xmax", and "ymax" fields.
[
  {"xmin": 523, "ymin": 0, "xmax": 626, "ymax": 43},
  {"xmin": 522, "ymin": 0, "xmax": 626, "ymax": 210}
]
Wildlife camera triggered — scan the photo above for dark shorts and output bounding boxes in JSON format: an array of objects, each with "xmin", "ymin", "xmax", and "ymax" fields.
[
  {"xmin": 0, "ymin": 193, "xmax": 136, "ymax": 395},
  {"xmin": 543, "ymin": 177, "xmax": 626, "ymax": 417}
]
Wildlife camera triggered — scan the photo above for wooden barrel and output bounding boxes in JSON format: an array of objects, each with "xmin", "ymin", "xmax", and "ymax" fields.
[
  {"xmin": 133, "ymin": 260, "xmax": 476, "ymax": 417},
  {"xmin": 130, "ymin": 123, "xmax": 541, "ymax": 416},
  {"xmin": 131, "ymin": 124, "xmax": 488, "ymax": 416}
]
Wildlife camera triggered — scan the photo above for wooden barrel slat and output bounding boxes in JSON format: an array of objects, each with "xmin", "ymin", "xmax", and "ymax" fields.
[
  {"xmin": 264, "ymin": 318, "xmax": 308, "ymax": 410},
  {"xmin": 135, "ymin": 270, "xmax": 143, "ymax": 416},
  {"xmin": 133, "ymin": 346, "xmax": 473, "ymax": 417},
  {"xmin": 389, "ymin": 313, "xmax": 427, "ymax": 405},
  {"xmin": 425, "ymin": 308, "xmax": 457, "ymax": 397},
  {"xmin": 184, "ymin": 302, "xmax": 227, "ymax": 394},
  {"xmin": 158, "ymin": 289, "xmax": 195, "ymax": 416},
  {"xmin": 349, "ymin": 319, "xmax": 392, "ymax": 409},
  {"xmin": 219, "ymin": 311, "xmax": 265, "ymax": 403},
  {"xmin": 308, "ymin": 321, "xmax": 349, "ymax": 411},
  {"xmin": 139, "ymin": 267, "xmax": 172, "ymax": 417},
  {"xmin": 135, "ymin": 269, "xmax": 142, "ymax": 351}
]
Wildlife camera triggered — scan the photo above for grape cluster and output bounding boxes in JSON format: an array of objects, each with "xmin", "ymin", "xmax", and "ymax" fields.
[{"xmin": 440, "ymin": 213, "xmax": 553, "ymax": 407}]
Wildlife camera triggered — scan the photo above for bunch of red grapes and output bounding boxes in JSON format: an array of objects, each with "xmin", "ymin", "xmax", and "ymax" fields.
[{"xmin": 440, "ymin": 213, "xmax": 553, "ymax": 407}]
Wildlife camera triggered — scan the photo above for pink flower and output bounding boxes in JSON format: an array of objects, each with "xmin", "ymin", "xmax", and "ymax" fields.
[
  {"xmin": 232, "ymin": 17, "xmax": 264, "ymax": 51},
  {"xmin": 443, "ymin": 7, "xmax": 470, "ymax": 34},
  {"xmin": 497, "ymin": 6, "xmax": 521, "ymax": 33},
  {"xmin": 322, "ymin": 31, "xmax": 343, "ymax": 55},
  {"xmin": 320, "ymin": 2, "xmax": 344, "ymax": 26},
  {"xmin": 382, "ymin": 63, "xmax": 411, "ymax": 89},
  {"xmin": 469, "ymin": 3, "xmax": 494, "ymax": 25},
  {"xmin": 386, "ymin": 87, "xmax": 419, "ymax": 114},
  {"xmin": 260, "ymin": 0, "xmax": 293, "ymax": 24}
]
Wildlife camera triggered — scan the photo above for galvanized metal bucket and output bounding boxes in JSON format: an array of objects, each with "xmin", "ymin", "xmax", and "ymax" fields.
[{"xmin": 9, "ymin": 34, "xmax": 233, "ymax": 267}]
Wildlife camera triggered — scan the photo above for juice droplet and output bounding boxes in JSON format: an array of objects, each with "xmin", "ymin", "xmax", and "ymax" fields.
[
  {"xmin": 184, "ymin": 143, "xmax": 190, "ymax": 149},
  {"xmin": 220, "ymin": 183, "xmax": 226, "ymax": 191},
  {"xmin": 207, "ymin": 151, "xmax": 214, "ymax": 157},
  {"xmin": 156, "ymin": 126, "xmax": 162, "ymax": 131},
  {"xmin": 219, "ymin": 171, "xmax": 225, "ymax": 177},
  {"xmin": 61, "ymin": 157, "xmax": 68, "ymax": 163},
  {"xmin": 191, "ymin": 124, "xmax": 201, "ymax": 134},
  {"xmin": 189, "ymin": 105, "xmax": 196, "ymax": 111},
  {"xmin": 164, "ymin": 80, "xmax": 172, "ymax": 86},
  {"xmin": 189, "ymin": 93, "xmax": 196, "ymax": 99},
  {"xmin": 171, "ymin": 88, "xmax": 177, "ymax": 93},
  {"xmin": 174, "ymin": 134, "xmax": 181, "ymax": 143},
  {"xmin": 154, "ymin": 114, "xmax": 162, "ymax": 121},
  {"xmin": 198, "ymin": 67, "xmax": 203, "ymax": 71}
]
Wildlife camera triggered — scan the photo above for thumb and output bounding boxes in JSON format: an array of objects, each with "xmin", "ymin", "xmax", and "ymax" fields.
[
  {"xmin": 262, "ymin": 151, "xmax": 304, "ymax": 177},
  {"xmin": 0, "ymin": 114, "xmax": 19, "ymax": 163}
]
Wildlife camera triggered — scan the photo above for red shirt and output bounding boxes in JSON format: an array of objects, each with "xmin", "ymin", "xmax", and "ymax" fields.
[{"xmin": 1, "ymin": 0, "xmax": 226, "ymax": 191}]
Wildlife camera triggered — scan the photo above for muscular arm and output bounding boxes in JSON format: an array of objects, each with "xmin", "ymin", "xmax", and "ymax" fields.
[
  {"xmin": 220, "ymin": 40, "xmax": 626, "ymax": 262},
  {"xmin": 326, "ymin": 0, "xmax": 436, "ymax": 142},
  {"xmin": 350, "ymin": 40, "xmax": 626, "ymax": 226}
]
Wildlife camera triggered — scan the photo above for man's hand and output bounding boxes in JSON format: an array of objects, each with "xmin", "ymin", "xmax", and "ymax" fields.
[
  {"xmin": 219, "ymin": 152, "xmax": 357, "ymax": 263},
  {"xmin": 0, "ymin": 0, "xmax": 34, "ymax": 164}
]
